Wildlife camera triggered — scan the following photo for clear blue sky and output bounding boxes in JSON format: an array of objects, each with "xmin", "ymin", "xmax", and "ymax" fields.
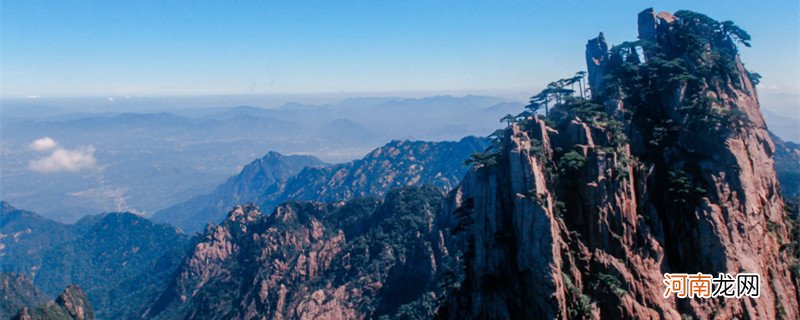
[{"xmin": 2, "ymin": 1, "xmax": 798, "ymax": 97}]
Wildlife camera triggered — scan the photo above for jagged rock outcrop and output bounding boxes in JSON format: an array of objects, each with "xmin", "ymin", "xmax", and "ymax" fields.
[
  {"xmin": 443, "ymin": 8, "xmax": 799, "ymax": 320},
  {"xmin": 585, "ymin": 32, "xmax": 609, "ymax": 93},
  {"xmin": 13, "ymin": 285, "xmax": 95, "ymax": 320},
  {"xmin": 1, "ymin": 273, "xmax": 47, "ymax": 319},
  {"xmin": 54, "ymin": 286, "xmax": 93, "ymax": 320},
  {"xmin": 145, "ymin": 186, "xmax": 454, "ymax": 319},
  {"xmin": 637, "ymin": 8, "xmax": 659, "ymax": 44}
]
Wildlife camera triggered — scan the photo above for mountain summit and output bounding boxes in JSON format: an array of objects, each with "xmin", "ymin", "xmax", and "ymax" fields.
[{"xmin": 442, "ymin": 8, "xmax": 798, "ymax": 319}]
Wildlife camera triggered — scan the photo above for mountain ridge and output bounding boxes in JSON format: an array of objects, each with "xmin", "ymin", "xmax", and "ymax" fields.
[
  {"xmin": 144, "ymin": 186, "xmax": 453, "ymax": 319},
  {"xmin": 154, "ymin": 136, "xmax": 489, "ymax": 233},
  {"xmin": 1, "ymin": 204, "xmax": 191, "ymax": 319}
]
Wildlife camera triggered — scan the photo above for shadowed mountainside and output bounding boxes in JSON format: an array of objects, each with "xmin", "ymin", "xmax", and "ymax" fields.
[{"xmin": 1, "ymin": 203, "xmax": 190, "ymax": 319}]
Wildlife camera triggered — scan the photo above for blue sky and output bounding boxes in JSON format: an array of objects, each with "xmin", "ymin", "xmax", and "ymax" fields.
[{"xmin": 2, "ymin": 1, "xmax": 798, "ymax": 97}]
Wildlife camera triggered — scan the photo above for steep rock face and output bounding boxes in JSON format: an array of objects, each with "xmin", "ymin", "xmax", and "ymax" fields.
[
  {"xmin": 145, "ymin": 186, "xmax": 453, "ymax": 320},
  {"xmin": 443, "ymin": 119, "xmax": 570, "ymax": 319},
  {"xmin": 54, "ymin": 286, "xmax": 94, "ymax": 320},
  {"xmin": 13, "ymin": 285, "xmax": 95, "ymax": 320},
  {"xmin": 444, "ymin": 9, "xmax": 799, "ymax": 320}
]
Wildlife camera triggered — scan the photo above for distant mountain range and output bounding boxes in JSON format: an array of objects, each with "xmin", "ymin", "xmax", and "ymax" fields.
[
  {"xmin": 153, "ymin": 136, "xmax": 489, "ymax": 233},
  {"xmin": 0, "ymin": 134, "xmax": 488, "ymax": 318},
  {"xmin": 150, "ymin": 152, "xmax": 327, "ymax": 233},
  {"xmin": 772, "ymin": 132, "xmax": 800, "ymax": 200},
  {"xmin": 764, "ymin": 109, "xmax": 800, "ymax": 143},
  {"xmin": 2, "ymin": 123, "xmax": 797, "ymax": 318},
  {"xmin": 1, "ymin": 95, "xmax": 522, "ymax": 222}
]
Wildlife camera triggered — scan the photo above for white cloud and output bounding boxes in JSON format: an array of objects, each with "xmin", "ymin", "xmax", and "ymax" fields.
[
  {"xmin": 28, "ymin": 138, "xmax": 97, "ymax": 173},
  {"xmin": 30, "ymin": 137, "xmax": 58, "ymax": 152}
]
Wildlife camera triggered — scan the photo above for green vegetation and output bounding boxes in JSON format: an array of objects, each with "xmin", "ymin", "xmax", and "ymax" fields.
[
  {"xmin": 1, "ymin": 205, "xmax": 190, "ymax": 320},
  {"xmin": 666, "ymin": 168, "xmax": 707, "ymax": 205},
  {"xmin": 461, "ymin": 11, "xmax": 761, "ymax": 236},
  {"xmin": 666, "ymin": 169, "xmax": 693, "ymax": 204},
  {"xmin": 1, "ymin": 273, "xmax": 47, "ymax": 319},
  {"xmin": 529, "ymin": 138, "xmax": 544, "ymax": 158},
  {"xmin": 152, "ymin": 186, "xmax": 452, "ymax": 320},
  {"xmin": 464, "ymin": 151, "xmax": 498, "ymax": 167},
  {"xmin": 12, "ymin": 285, "xmax": 95, "ymax": 320},
  {"xmin": 590, "ymin": 272, "xmax": 627, "ymax": 298},
  {"xmin": 331, "ymin": 186, "xmax": 456, "ymax": 319},
  {"xmin": 525, "ymin": 74, "xmax": 586, "ymax": 117},
  {"xmin": 598, "ymin": 10, "xmax": 756, "ymax": 138},
  {"xmin": 672, "ymin": 10, "xmax": 751, "ymax": 88},
  {"xmin": 465, "ymin": 130, "xmax": 505, "ymax": 167},
  {"xmin": 559, "ymin": 151, "xmax": 587, "ymax": 174},
  {"xmin": 783, "ymin": 202, "xmax": 800, "ymax": 282},
  {"xmin": 562, "ymin": 272, "xmax": 594, "ymax": 319}
]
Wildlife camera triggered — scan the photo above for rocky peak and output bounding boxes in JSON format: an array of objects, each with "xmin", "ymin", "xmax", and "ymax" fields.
[
  {"xmin": 54, "ymin": 286, "xmax": 93, "ymax": 320},
  {"xmin": 443, "ymin": 8, "xmax": 798, "ymax": 320},
  {"xmin": 585, "ymin": 32, "xmax": 609, "ymax": 92},
  {"xmin": 12, "ymin": 284, "xmax": 94, "ymax": 320},
  {"xmin": 637, "ymin": 8, "xmax": 658, "ymax": 43},
  {"xmin": 225, "ymin": 204, "xmax": 261, "ymax": 225},
  {"xmin": 1, "ymin": 273, "xmax": 47, "ymax": 320}
]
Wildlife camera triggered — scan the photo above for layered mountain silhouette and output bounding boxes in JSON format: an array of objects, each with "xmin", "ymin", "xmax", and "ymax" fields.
[
  {"xmin": 151, "ymin": 152, "xmax": 328, "ymax": 233},
  {"xmin": 2, "ymin": 8, "xmax": 799, "ymax": 320},
  {"xmin": 153, "ymin": 137, "xmax": 489, "ymax": 233}
]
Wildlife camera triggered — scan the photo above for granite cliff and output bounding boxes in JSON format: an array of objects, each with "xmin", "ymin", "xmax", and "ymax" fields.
[{"xmin": 441, "ymin": 8, "xmax": 799, "ymax": 319}]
